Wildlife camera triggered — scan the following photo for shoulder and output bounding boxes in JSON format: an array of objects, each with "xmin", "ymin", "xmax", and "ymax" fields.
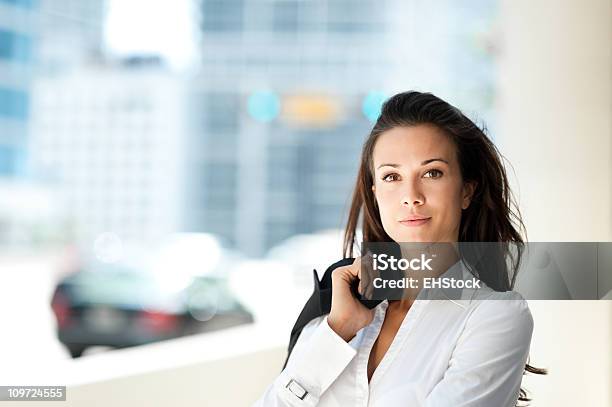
[{"xmin": 466, "ymin": 290, "xmax": 534, "ymax": 335}]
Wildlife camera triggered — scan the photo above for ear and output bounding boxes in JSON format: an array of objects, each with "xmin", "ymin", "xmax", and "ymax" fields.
[{"xmin": 461, "ymin": 181, "xmax": 477, "ymax": 210}]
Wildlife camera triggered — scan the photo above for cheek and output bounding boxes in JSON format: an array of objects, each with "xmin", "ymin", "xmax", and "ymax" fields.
[
  {"xmin": 431, "ymin": 188, "xmax": 464, "ymax": 225},
  {"xmin": 431, "ymin": 187, "xmax": 458, "ymax": 206},
  {"xmin": 376, "ymin": 189, "xmax": 394, "ymax": 205},
  {"xmin": 376, "ymin": 188, "xmax": 399, "ymax": 218}
]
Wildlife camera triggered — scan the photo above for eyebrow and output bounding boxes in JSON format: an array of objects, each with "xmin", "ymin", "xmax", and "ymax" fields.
[{"xmin": 376, "ymin": 158, "xmax": 449, "ymax": 169}]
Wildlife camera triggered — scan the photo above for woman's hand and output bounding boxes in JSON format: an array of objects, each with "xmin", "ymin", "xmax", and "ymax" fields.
[{"xmin": 327, "ymin": 252, "xmax": 376, "ymax": 342}]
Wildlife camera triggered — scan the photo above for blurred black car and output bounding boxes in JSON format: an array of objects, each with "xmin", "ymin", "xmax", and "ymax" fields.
[{"xmin": 50, "ymin": 262, "xmax": 253, "ymax": 358}]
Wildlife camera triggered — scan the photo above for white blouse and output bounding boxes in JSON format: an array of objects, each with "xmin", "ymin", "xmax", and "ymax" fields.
[{"xmin": 252, "ymin": 259, "xmax": 534, "ymax": 407}]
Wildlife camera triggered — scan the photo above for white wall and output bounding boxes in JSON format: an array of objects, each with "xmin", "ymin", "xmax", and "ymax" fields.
[
  {"xmin": 497, "ymin": 0, "xmax": 611, "ymax": 242},
  {"xmin": 9, "ymin": 324, "xmax": 287, "ymax": 407},
  {"xmin": 64, "ymin": 346, "xmax": 286, "ymax": 407},
  {"xmin": 497, "ymin": 1, "xmax": 611, "ymax": 405}
]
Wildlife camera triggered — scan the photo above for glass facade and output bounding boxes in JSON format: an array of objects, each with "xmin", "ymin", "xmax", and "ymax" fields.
[
  {"xmin": 0, "ymin": 2, "xmax": 35, "ymax": 177},
  {"xmin": 0, "ymin": 0, "xmax": 36, "ymax": 8},
  {"xmin": 0, "ymin": 29, "xmax": 32, "ymax": 62}
]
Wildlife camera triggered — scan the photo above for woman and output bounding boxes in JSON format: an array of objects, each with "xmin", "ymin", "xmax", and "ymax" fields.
[{"xmin": 253, "ymin": 91, "xmax": 546, "ymax": 406}]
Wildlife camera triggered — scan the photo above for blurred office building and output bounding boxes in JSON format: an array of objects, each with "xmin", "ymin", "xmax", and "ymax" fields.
[
  {"xmin": 36, "ymin": 0, "xmax": 107, "ymax": 72},
  {"xmin": 28, "ymin": 0, "xmax": 195, "ymax": 246},
  {"xmin": 21, "ymin": 0, "xmax": 497, "ymax": 257},
  {"xmin": 0, "ymin": 0, "xmax": 111, "ymax": 248},
  {"xmin": 189, "ymin": 0, "xmax": 497, "ymax": 257},
  {"xmin": 0, "ymin": 0, "xmax": 45, "ymax": 246},
  {"xmin": 0, "ymin": 0, "xmax": 36, "ymax": 177},
  {"xmin": 29, "ymin": 57, "xmax": 191, "ymax": 244}
]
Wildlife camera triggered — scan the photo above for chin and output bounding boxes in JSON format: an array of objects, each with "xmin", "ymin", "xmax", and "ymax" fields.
[{"xmin": 392, "ymin": 233, "xmax": 430, "ymax": 243}]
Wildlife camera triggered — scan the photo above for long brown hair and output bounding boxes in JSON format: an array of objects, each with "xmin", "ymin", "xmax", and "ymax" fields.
[{"xmin": 342, "ymin": 91, "xmax": 547, "ymax": 405}]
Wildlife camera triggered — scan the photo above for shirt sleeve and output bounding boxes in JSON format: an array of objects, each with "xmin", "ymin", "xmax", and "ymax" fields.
[
  {"xmin": 424, "ymin": 291, "xmax": 534, "ymax": 407},
  {"xmin": 250, "ymin": 315, "xmax": 359, "ymax": 407}
]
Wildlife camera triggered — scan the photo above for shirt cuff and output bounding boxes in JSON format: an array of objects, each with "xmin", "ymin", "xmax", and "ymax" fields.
[{"xmin": 281, "ymin": 315, "xmax": 358, "ymax": 402}]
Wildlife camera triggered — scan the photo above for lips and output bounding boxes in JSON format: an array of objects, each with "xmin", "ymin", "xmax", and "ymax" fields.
[
  {"xmin": 399, "ymin": 215, "xmax": 431, "ymax": 221},
  {"xmin": 399, "ymin": 217, "xmax": 431, "ymax": 227}
]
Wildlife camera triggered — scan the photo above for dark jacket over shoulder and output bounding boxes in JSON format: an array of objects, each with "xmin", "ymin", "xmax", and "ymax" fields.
[{"xmin": 282, "ymin": 258, "xmax": 355, "ymax": 370}]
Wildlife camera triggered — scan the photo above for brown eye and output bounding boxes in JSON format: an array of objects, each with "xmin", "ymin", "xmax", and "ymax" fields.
[
  {"xmin": 424, "ymin": 169, "xmax": 443, "ymax": 179},
  {"xmin": 382, "ymin": 173, "xmax": 399, "ymax": 182}
]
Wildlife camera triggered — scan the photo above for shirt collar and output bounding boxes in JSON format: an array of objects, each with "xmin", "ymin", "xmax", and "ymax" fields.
[{"xmin": 377, "ymin": 258, "xmax": 486, "ymax": 305}]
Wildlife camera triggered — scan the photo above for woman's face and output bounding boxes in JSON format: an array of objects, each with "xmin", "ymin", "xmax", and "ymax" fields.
[{"xmin": 371, "ymin": 124, "xmax": 476, "ymax": 243}]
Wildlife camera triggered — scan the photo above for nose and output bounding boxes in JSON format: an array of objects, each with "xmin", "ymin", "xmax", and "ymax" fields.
[{"xmin": 401, "ymin": 182, "xmax": 425, "ymax": 207}]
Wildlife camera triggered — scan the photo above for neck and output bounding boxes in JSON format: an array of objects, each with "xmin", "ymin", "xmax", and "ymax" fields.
[{"xmin": 394, "ymin": 242, "xmax": 461, "ymax": 304}]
